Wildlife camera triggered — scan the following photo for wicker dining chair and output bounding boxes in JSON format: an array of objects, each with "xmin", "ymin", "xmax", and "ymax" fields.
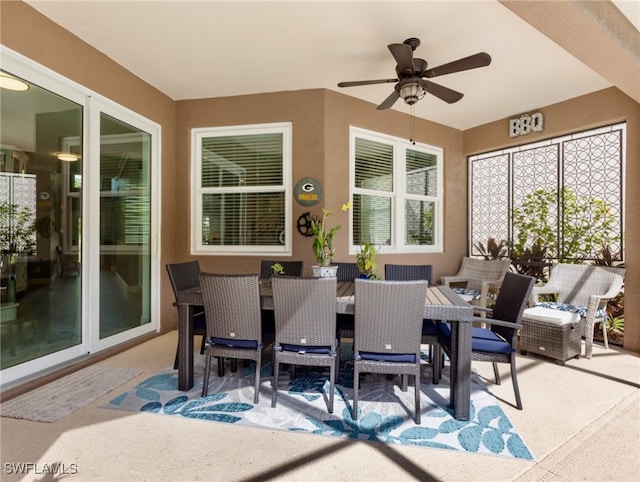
[
  {"xmin": 166, "ymin": 261, "xmax": 207, "ymax": 370},
  {"xmin": 384, "ymin": 264, "xmax": 436, "ymax": 360},
  {"xmin": 353, "ymin": 278, "xmax": 428, "ymax": 424},
  {"xmin": 333, "ymin": 262, "xmax": 360, "ymax": 282},
  {"xmin": 333, "ymin": 262, "xmax": 359, "ymax": 344},
  {"xmin": 435, "ymin": 272, "xmax": 535, "ymax": 410},
  {"xmin": 271, "ymin": 276, "xmax": 339, "ymax": 412},
  {"xmin": 259, "ymin": 260, "xmax": 304, "ymax": 279},
  {"xmin": 199, "ymin": 273, "xmax": 271, "ymax": 403}
]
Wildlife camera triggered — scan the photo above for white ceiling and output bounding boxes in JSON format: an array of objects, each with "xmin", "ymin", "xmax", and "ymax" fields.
[{"xmin": 22, "ymin": 1, "xmax": 634, "ymax": 130}]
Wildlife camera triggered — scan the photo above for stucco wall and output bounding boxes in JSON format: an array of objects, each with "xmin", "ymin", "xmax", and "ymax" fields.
[
  {"xmin": 174, "ymin": 90, "xmax": 327, "ymax": 275},
  {"xmin": 175, "ymin": 89, "xmax": 466, "ymax": 283},
  {"xmin": 464, "ymin": 87, "xmax": 639, "ymax": 353}
]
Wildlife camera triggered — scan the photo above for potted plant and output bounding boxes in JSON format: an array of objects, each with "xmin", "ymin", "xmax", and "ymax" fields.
[
  {"xmin": 355, "ymin": 241, "xmax": 381, "ymax": 279},
  {"xmin": 310, "ymin": 202, "xmax": 351, "ymax": 277},
  {"xmin": 271, "ymin": 262, "xmax": 285, "ymax": 276}
]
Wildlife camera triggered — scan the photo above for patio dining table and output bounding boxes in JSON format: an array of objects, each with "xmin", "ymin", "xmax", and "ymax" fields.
[{"xmin": 176, "ymin": 280, "xmax": 475, "ymax": 420}]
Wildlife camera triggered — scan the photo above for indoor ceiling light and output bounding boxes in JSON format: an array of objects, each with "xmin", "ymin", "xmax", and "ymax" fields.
[
  {"xmin": 57, "ymin": 152, "xmax": 80, "ymax": 162},
  {"xmin": 0, "ymin": 73, "xmax": 30, "ymax": 91},
  {"xmin": 399, "ymin": 81, "xmax": 425, "ymax": 106}
]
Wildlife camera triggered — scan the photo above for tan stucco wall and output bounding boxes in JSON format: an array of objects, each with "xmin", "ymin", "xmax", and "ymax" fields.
[
  {"xmin": 464, "ymin": 87, "xmax": 640, "ymax": 353},
  {"xmin": 174, "ymin": 90, "xmax": 327, "ymax": 275},
  {"xmin": 176, "ymin": 89, "xmax": 466, "ymax": 282}
]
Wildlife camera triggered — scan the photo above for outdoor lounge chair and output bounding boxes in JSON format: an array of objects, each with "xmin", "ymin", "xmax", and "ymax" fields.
[
  {"xmin": 441, "ymin": 257, "xmax": 510, "ymax": 309},
  {"xmin": 522, "ymin": 264, "xmax": 625, "ymax": 359}
]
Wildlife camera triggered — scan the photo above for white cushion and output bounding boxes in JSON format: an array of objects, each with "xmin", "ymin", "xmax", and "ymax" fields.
[{"xmin": 522, "ymin": 306, "xmax": 581, "ymax": 326}]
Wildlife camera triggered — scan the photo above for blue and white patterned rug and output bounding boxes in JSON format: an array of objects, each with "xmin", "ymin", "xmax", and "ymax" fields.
[{"xmin": 104, "ymin": 351, "xmax": 533, "ymax": 460}]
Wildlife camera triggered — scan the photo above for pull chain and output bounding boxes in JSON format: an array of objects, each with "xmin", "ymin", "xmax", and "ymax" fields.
[{"xmin": 410, "ymin": 105, "xmax": 416, "ymax": 145}]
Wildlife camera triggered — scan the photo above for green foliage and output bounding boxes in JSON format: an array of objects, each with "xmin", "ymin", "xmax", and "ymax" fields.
[
  {"xmin": 0, "ymin": 202, "xmax": 36, "ymax": 254},
  {"xmin": 474, "ymin": 237, "xmax": 508, "ymax": 260},
  {"xmin": 607, "ymin": 316, "xmax": 624, "ymax": 333},
  {"xmin": 511, "ymin": 187, "xmax": 620, "ymax": 263},
  {"xmin": 510, "ymin": 239, "xmax": 550, "ymax": 281},
  {"xmin": 310, "ymin": 203, "xmax": 351, "ymax": 266},
  {"xmin": 408, "ymin": 206, "xmax": 434, "ymax": 245},
  {"xmin": 271, "ymin": 263, "xmax": 284, "ymax": 275},
  {"xmin": 355, "ymin": 241, "xmax": 381, "ymax": 279}
]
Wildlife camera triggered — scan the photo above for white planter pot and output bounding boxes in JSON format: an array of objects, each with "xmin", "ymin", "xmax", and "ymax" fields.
[{"xmin": 312, "ymin": 265, "xmax": 339, "ymax": 278}]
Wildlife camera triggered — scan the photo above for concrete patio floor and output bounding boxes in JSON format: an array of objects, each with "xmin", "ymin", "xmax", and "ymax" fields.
[{"xmin": 1, "ymin": 331, "xmax": 638, "ymax": 481}]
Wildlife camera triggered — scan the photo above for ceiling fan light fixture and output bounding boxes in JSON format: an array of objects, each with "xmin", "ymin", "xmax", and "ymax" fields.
[{"xmin": 399, "ymin": 82, "xmax": 425, "ymax": 105}]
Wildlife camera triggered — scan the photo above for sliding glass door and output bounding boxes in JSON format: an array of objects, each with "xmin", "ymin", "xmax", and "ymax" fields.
[
  {"xmin": 0, "ymin": 48, "xmax": 159, "ymax": 387},
  {"xmin": 1, "ymin": 70, "xmax": 85, "ymax": 372},
  {"xmin": 98, "ymin": 114, "xmax": 151, "ymax": 340}
]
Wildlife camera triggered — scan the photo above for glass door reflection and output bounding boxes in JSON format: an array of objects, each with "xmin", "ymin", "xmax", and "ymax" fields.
[{"xmin": 99, "ymin": 114, "xmax": 151, "ymax": 338}]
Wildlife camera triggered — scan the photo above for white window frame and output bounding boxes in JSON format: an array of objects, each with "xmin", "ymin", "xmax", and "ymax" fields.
[
  {"xmin": 349, "ymin": 126, "xmax": 443, "ymax": 254},
  {"xmin": 191, "ymin": 122, "xmax": 292, "ymax": 255}
]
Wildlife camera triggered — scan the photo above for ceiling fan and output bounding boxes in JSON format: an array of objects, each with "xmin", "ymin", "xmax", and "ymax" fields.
[{"xmin": 338, "ymin": 38, "xmax": 491, "ymax": 110}]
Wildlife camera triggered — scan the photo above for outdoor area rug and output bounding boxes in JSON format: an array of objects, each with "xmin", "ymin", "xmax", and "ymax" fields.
[
  {"xmin": 104, "ymin": 350, "xmax": 533, "ymax": 460},
  {"xmin": 2, "ymin": 365, "xmax": 141, "ymax": 422}
]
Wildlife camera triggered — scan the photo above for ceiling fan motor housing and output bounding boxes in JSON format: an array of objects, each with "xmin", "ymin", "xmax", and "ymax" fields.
[{"xmin": 337, "ymin": 37, "xmax": 491, "ymax": 109}]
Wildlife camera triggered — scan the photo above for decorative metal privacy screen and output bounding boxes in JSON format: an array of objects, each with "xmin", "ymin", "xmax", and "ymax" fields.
[{"xmin": 469, "ymin": 123, "xmax": 624, "ymax": 261}]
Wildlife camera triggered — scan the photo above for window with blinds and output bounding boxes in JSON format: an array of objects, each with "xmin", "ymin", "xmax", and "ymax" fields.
[
  {"xmin": 350, "ymin": 127, "xmax": 443, "ymax": 253},
  {"xmin": 191, "ymin": 123, "xmax": 292, "ymax": 254}
]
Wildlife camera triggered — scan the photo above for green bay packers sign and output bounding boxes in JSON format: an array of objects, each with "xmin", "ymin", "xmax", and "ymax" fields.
[{"xmin": 294, "ymin": 177, "xmax": 322, "ymax": 206}]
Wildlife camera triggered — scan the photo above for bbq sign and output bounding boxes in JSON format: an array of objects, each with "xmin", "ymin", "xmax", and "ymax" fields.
[
  {"xmin": 294, "ymin": 177, "xmax": 322, "ymax": 206},
  {"xmin": 509, "ymin": 112, "xmax": 544, "ymax": 137}
]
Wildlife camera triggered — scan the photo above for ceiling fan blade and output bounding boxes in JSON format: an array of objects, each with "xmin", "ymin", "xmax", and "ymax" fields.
[
  {"xmin": 377, "ymin": 90, "xmax": 400, "ymax": 110},
  {"xmin": 338, "ymin": 78, "xmax": 398, "ymax": 88},
  {"xmin": 388, "ymin": 43, "xmax": 415, "ymax": 75},
  {"xmin": 419, "ymin": 79, "xmax": 464, "ymax": 104},
  {"xmin": 424, "ymin": 52, "xmax": 491, "ymax": 78}
]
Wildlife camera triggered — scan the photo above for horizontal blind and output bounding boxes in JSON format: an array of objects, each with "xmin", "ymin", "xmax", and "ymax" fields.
[{"xmin": 201, "ymin": 133, "xmax": 283, "ymax": 188}]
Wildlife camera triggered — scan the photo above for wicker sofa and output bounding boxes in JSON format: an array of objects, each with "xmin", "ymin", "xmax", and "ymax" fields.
[{"xmin": 521, "ymin": 264, "xmax": 625, "ymax": 362}]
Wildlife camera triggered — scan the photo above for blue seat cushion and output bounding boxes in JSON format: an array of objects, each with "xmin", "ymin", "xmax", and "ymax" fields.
[
  {"xmin": 209, "ymin": 337, "xmax": 258, "ymax": 349},
  {"xmin": 422, "ymin": 319, "xmax": 437, "ymax": 336},
  {"xmin": 438, "ymin": 324, "xmax": 512, "ymax": 354},
  {"xmin": 193, "ymin": 312, "xmax": 207, "ymax": 330},
  {"xmin": 278, "ymin": 343, "xmax": 336, "ymax": 355},
  {"xmin": 471, "ymin": 335, "xmax": 513, "ymax": 354},
  {"xmin": 356, "ymin": 352, "xmax": 416, "ymax": 363},
  {"xmin": 471, "ymin": 326, "xmax": 503, "ymax": 340}
]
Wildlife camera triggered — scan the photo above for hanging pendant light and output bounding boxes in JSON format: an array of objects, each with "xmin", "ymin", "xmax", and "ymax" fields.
[
  {"xmin": 57, "ymin": 152, "xmax": 80, "ymax": 162},
  {"xmin": 0, "ymin": 73, "xmax": 30, "ymax": 91}
]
